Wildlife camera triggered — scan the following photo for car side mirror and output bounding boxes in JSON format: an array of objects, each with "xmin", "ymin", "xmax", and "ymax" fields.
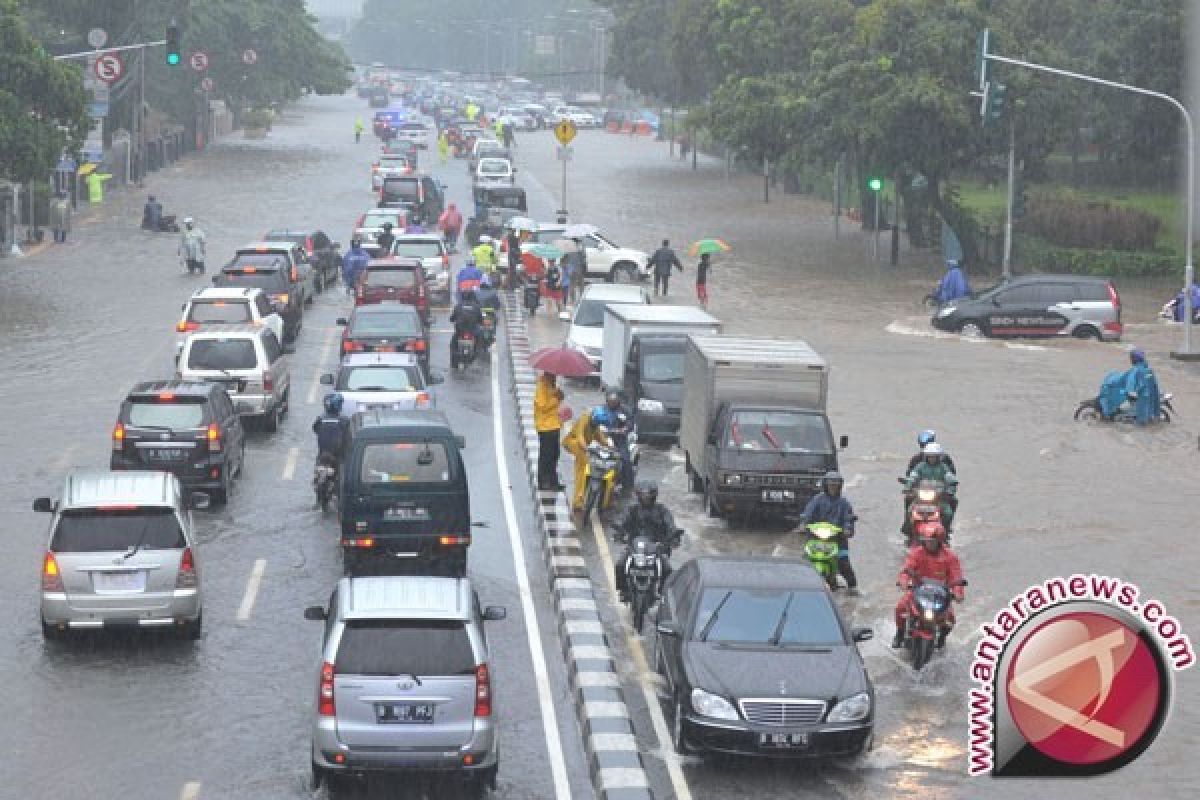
[
  {"xmin": 839, "ymin": 435, "xmax": 849, "ymax": 449},
  {"xmin": 32, "ymin": 497, "xmax": 55, "ymax": 513},
  {"xmin": 336, "ymin": 317, "xmax": 348, "ymax": 326},
  {"xmin": 189, "ymin": 492, "xmax": 212, "ymax": 511},
  {"xmin": 303, "ymin": 606, "xmax": 327, "ymax": 621},
  {"xmin": 320, "ymin": 373, "xmax": 334, "ymax": 385},
  {"xmin": 656, "ymin": 621, "xmax": 680, "ymax": 637},
  {"xmin": 852, "ymin": 627, "xmax": 873, "ymax": 643},
  {"xmin": 455, "ymin": 435, "xmax": 466, "ymax": 448},
  {"xmin": 483, "ymin": 605, "xmax": 507, "ymax": 621}
]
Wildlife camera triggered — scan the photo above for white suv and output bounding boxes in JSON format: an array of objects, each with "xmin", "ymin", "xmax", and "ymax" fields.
[
  {"xmin": 176, "ymin": 288, "xmax": 284, "ymax": 359},
  {"xmin": 531, "ymin": 224, "xmax": 651, "ymax": 283},
  {"xmin": 177, "ymin": 326, "xmax": 292, "ymax": 432}
]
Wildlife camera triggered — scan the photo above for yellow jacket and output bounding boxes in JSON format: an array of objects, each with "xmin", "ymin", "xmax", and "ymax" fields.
[
  {"xmin": 534, "ymin": 378, "xmax": 562, "ymax": 432},
  {"xmin": 563, "ymin": 408, "xmax": 609, "ymax": 455}
]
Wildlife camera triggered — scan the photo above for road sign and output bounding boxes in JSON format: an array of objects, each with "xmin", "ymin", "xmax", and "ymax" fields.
[
  {"xmin": 201, "ymin": 77, "xmax": 214, "ymax": 92},
  {"xmin": 93, "ymin": 53, "xmax": 124, "ymax": 85},
  {"xmin": 242, "ymin": 49, "xmax": 258, "ymax": 65},
  {"xmin": 189, "ymin": 51, "xmax": 209, "ymax": 72},
  {"xmin": 87, "ymin": 101, "xmax": 110, "ymax": 119},
  {"xmin": 554, "ymin": 119, "xmax": 577, "ymax": 146},
  {"xmin": 556, "ymin": 145, "xmax": 574, "ymax": 162},
  {"xmin": 87, "ymin": 28, "xmax": 107, "ymax": 48}
]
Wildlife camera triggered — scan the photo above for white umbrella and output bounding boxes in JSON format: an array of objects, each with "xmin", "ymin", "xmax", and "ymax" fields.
[
  {"xmin": 563, "ymin": 222, "xmax": 598, "ymax": 238},
  {"xmin": 551, "ymin": 238, "xmax": 581, "ymax": 253},
  {"xmin": 507, "ymin": 216, "xmax": 536, "ymax": 232}
]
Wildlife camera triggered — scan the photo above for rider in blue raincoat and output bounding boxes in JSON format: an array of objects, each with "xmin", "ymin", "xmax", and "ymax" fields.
[
  {"xmin": 1168, "ymin": 284, "xmax": 1200, "ymax": 322},
  {"xmin": 935, "ymin": 260, "xmax": 971, "ymax": 304},
  {"xmin": 341, "ymin": 238, "xmax": 370, "ymax": 292},
  {"xmin": 454, "ymin": 259, "xmax": 484, "ymax": 303},
  {"xmin": 1098, "ymin": 349, "xmax": 1161, "ymax": 424}
]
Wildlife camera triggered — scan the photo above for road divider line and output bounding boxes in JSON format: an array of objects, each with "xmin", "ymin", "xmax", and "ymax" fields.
[
  {"xmin": 490, "ymin": 348, "xmax": 572, "ymax": 800},
  {"xmin": 281, "ymin": 447, "xmax": 299, "ymax": 481},
  {"xmin": 306, "ymin": 327, "xmax": 340, "ymax": 405},
  {"xmin": 179, "ymin": 782, "xmax": 201, "ymax": 800},
  {"xmin": 236, "ymin": 559, "xmax": 267, "ymax": 622}
]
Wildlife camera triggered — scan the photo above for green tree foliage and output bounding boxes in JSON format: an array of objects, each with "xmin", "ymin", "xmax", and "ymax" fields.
[{"xmin": 0, "ymin": 0, "xmax": 88, "ymax": 182}]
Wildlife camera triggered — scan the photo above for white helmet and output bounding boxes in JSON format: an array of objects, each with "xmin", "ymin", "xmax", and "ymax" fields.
[
  {"xmin": 479, "ymin": 234, "xmax": 492, "ymax": 244},
  {"xmin": 183, "ymin": 216, "xmax": 194, "ymax": 225},
  {"xmin": 922, "ymin": 442, "xmax": 944, "ymax": 455}
]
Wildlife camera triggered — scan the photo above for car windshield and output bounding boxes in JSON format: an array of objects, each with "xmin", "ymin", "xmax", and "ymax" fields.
[
  {"xmin": 380, "ymin": 158, "xmax": 408, "ymax": 168},
  {"xmin": 394, "ymin": 241, "xmax": 443, "ymax": 258},
  {"xmin": 187, "ymin": 338, "xmax": 257, "ymax": 370},
  {"xmin": 51, "ymin": 507, "xmax": 185, "ymax": 553},
  {"xmin": 695, "ymin": 589, "xmax": 844, "ymax": 645},
  {"xmin": 187, "ymin": 301, "xmax": 252, "ymax": 324},
  {"xmin": 573, "ymin": 299, "xmax": 609, "ymax": 327},
  {"xmin": 340, "ymin": 366, "xmax": 420, "ymax": 391},
  {"xmin": 383, "ymin": 179, "xmax": 419, "ymax": 199},
  {"xmin": 232, "ymin": 253, "xmax": 289, "ymax": 268},
  {"xmin": 727, "ymin": 410, "xmax": 832, "ymax": 453},
  {"xmin": 127, "ymin": 399, "xmax": 206, "ymax": 429},
  {"xmin": 360, "ymin": 441, "xmax": 451, "ymax": 483},
  {"xmin": 364, "ymin": 268, "xmax": 416, "ymax": 289},
  {"xmin": 479, "ymin": 159, "xmax": 509, "ymax": 175},
  {"xmin": 362, "ymin": 212, "xmax": 402, "ymax": 229},
  {"xmin": 336, "ymin": 620, "xmax": 474, "ymax": 676},
  {"xmin": 641, "ymin": 351, "xmax": 684, "ymax": 382},
  {"xmin": 219, "ymin": 272, "xmax": 285, "ymax": 291},
  {"xmin": 350, "ymin": 311, "xmax": 422, "ymax": 337},
  {"xmin": 486, "ymin": 192, "xmax": 525, "ymax": 210}
]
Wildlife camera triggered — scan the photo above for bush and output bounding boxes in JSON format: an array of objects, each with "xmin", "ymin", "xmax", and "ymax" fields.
[
  {"xmin": 1015, "ymin": 235, "xmax": 1179, "ymax": 278},
  {"xmin": 241, "ymin": 108, "xmax": 273, "ymax": 130},
  {"xmin": 1022, "ymin": 191, "xmax": 1160, "ymax": 250}
]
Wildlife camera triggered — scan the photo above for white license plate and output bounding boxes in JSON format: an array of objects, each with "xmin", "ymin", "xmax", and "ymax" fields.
[
  {"xmin": 762, "ymin": 489, "xmax": 794, "ymax": 503},
  {"xmin": 376, "ymin": 703, "xmax": 434, "ymax": 724},
  {"xmin": 759, "ymin": 732, "xmax": 809, "ymax": 748},
  {"xmin": 94, "ymin": 571, "xmax": 147, "ymax": 593},
  {"xmin": 144, "ymin": 448, "xmax": 185, "ymax": 462},
  {"xmin": 385, "ymin": 507, "xmax": 429, "ymax": 520}
]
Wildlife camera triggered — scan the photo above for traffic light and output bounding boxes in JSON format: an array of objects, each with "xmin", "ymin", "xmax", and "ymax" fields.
[
  {"xmin": 983, "ymin": 82, "xmax": 1007, "ymax": 126},
  {"xmin": 867, "ymin": 177, "xmax": 883, "ymax": 192},
  {"xmin": 165, "ymin": 22, "xmax": 181, "ymax": 66}
]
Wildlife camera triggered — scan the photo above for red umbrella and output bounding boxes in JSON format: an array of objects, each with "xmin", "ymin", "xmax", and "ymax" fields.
[{"xmin": 530, "ymin": 346, "xmax": 594, "ymax": 377}]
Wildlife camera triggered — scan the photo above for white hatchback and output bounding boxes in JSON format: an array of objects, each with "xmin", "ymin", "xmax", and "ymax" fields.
[{"xmin": 566, "ymin": 284, "xmax": 650, "ymax": 374}]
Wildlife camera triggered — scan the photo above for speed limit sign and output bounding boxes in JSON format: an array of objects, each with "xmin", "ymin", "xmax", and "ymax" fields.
[
  {"xmin": 93, "ymin": 53, "xmax": 124, "ymax": 85},
  {"xmin": 189, "ymin": 51, "xmax": 209, "ymax": 72}
]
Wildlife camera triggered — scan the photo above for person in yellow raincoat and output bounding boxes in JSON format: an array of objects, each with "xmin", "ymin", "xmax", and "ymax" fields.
[
  {"xmin": 354, "ymin": 117, "xmax": 364, "ymax": 142},
  {"xmin": 471, "ymin": 236, "xmax": 497, "ymax": 274},
  {"xmin": 437, "ymin": 131, "xmax": 450, "ymax": 163},
  {"xmin": 86, "ymin": 170, "xmax": 112, "ymax": 204},
  {"xmin": 562, "ymin": 405, "xmax": 613, "ymax": 511}
]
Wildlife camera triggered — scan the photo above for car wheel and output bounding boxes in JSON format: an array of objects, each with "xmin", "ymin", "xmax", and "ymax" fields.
[
  {"xmin": 180, "ymin": 611, "xmax": 203, "ymax": 641},
  {"xmin": 610, "ymin": 263, "xmax": 639, "ymax": 284},
  {"xmin": 957, "ymin": 319, "xmax": 985, "ymax": 338},
  {"xmin": 1072, "ymin": 325, "xmax": 1100, "ymax": 340},
  {"xmin": 672, "ymin": 692, "xmax": 695, "ymax": 755},
  {"xmin": 280, "ymin": 388, "xmax": 290, "ymax": 417},
  {"xmin": 262, "ymin": 405, "xmax": 280, "ymax": 433},
  {"xmin": 209, "ymin": 485, "xmax": 228, "ymax": 506},
  {"xmin": 310, "ymin": 762, "xmax": 324, "ymax": 790},
  {"xmin": 654, "ymin": 636, "xmax": 666, "ymax": 676},
  {"xmin": 1075, "ymin": 403, "xmax": 1100, "ymax": 422},
  {"xmin": 236, "ymin": 443, "xmax": 246, "ymax": 478},
  {"xmin": 41, "ymin": 621, "xmax": 66, "ymax": 641}
]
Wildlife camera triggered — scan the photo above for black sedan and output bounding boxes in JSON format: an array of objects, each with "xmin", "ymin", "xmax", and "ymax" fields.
[
  {"xmin": 654, "ymin": 556, "xmax": 874, "ymax": 759},
  {"xmin": 263, "ymin": 228, "xmax": 341, "ymax": 293}
]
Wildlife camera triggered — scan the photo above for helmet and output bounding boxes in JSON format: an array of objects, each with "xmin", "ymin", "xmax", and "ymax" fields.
[
  {"xmin": 183, "ymin": 216, "xmax": 194, "ymax": 226},
  {"xmin": 324, "ymin": 393, "xmax": 344, "ymax": 415},
  {"xmin": 821, "ymin": 470, "xmax": 844, "ymax": 490},
  {"xmin": 591, "ymin": 407, "xmax": 613, "ymax": 428},
  {"xmin": 1130, "ymin": 348, "xmax": 1146, "ymax": 364},
  {"xmin": 605, "ymin": 389, "xmax": 622, "ymax": 407},
  {"xmin": 917, "ymin": 430, "xmax": 936, "ymax": 447},
  {"xmin": 479, "ymin": 234, "xmax": 493, "ymax": 244},
  {"xmin": 635, "ymin": 480, "xmax": 658, "ymax": 506},
  {"xmin": 922, "ymin": 442, "xmax": 944, "ymax": 456}
]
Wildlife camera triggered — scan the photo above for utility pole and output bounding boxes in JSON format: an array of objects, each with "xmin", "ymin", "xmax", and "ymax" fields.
[
  {"xmin": 1002, "ymin": 114, "xmax": 1015, "ymax": 279},
  {"xmin": 890, "ymin": 171, "xmax": 901, "ymax": 265},
  {"xmin": 833, "ymin": 158, "xmax": 841, "ymax": 240}
]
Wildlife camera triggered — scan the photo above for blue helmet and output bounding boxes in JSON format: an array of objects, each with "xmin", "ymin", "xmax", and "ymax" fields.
[
  {"xmin": 324, "ymin": 393, "xmax": 344, "ymax": 415},
  {"xmin": 917, "ymin": 429, "xmax": 936, "ymax": 447},
  {"xmin": 591, "ymin": 407, "xmax": 614, "ymax": 428},
  {"xmin": 1130, "ymin": 348, "xmax": 1146, "ymax": 364}
]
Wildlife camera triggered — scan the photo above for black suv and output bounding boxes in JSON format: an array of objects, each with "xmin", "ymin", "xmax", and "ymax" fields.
[
  {"xmin": 213, "ymin": 255, "xmax": 303, "ymax": 342},
  {"xmin": 378, "ymin": 173, "xmax": 444, "ymax": 226},
  {"xmin": 263, "ymin": 229, "xmax": 341, "ymax": 293},
  {"xmin": 110, "ymin": 381, "xmax": 246, "ymax": 504}
]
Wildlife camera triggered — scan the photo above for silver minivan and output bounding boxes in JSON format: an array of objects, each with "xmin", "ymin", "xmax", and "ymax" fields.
[
  {"xmin": 35, "ymin": 470, "xmax": 206, "ymax": 640},
  {"xmin": 177, "ymin": 325, "xmax": 291, "ymax": 432},
  {"xmin": 305, "ymin": 576, "xmax": 506, "ymax": 794}
]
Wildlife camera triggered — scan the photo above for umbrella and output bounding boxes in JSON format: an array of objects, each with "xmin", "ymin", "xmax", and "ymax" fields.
[
  {"xmin": 530, "ymin": 346, "xmax": 594, "ymax": 377},
  {"xmin": 523, "ymin": 242, "xmax": 564, "ymax": 261},
  {"xmin": 688, "ymin": 238, "xmax": 732, "ymax": 257},
  {"xmin": 563, "ymin": 223, "xmax": 598, "ymax": 239},
  {"xmin": 507, "ymin": 215, "xmax": 536, "ymax": 232},
  {"xmin": 551, "ymin": 238, "xmax": 581, "ymax": 254}
]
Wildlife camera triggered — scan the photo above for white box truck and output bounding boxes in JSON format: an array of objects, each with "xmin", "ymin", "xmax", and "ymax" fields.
[
  {"xmin": 679, "ymin": 336, "xmax": 846, "ymax": 519},
  {"xmin": 601, "ymin": 304, "xmax": 722, "ymax": 441}
]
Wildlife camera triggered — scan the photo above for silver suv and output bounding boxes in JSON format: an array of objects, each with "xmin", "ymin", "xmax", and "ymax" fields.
[
  {"xmin": 304, "ymin": 576, "xmax": 506, "ymax": 793},
  {"xmin": 177, "ymin": 325, "xmax": 291, "ymax": 432},
  {"xmin": 35, "ymin": 470, "xmax": 207, "ymax": 640}
]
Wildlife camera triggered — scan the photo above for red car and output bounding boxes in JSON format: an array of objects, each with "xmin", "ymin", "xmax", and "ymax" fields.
[{"xmin": 355, "ymin": 257, "xmax": 430, "ymax": 326}]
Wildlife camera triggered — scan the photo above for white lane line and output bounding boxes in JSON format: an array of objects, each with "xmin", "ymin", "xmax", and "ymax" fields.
[
  {"xmin": 491, "ymin": 349, "xmax": 572, "ymax": 800},
  {"xmin": 591, "ymin": 515, "xmax": 695, "ymax": 800},
  {"xmin": 179, "ymin": 782, "xmax": 201, "ymax": 800},
  {"xmin": 306, "ymin": 327, "xmax": 341, "ymax": 405},
  {"xmin": 281, "ymin": 447, "xmax": 299, "ymax": 481},
  {"xmin": 236, "ymin": 559, "xmax": 267, "ymax": 622}
]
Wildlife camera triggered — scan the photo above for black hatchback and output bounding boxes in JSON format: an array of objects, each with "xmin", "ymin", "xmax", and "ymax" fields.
[{"xmin": 110, "ymin": 381, "xmax": 245, "ymax": 504}]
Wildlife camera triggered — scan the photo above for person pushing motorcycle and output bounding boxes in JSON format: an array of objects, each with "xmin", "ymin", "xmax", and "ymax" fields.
[
  {"xmin": 893, "ymin": 524, "xmax": 965, "ymax": 649},
  {"xmin": 799, "ymin": 471, "xmax": 858, "ymax": 590},
  {"xmin": 563, "ymin": 406, "xmax": 613, "ymax": 511},
  {"xmin": 614, "ymin": 481, "xmax": 678, "ymax": 601}
]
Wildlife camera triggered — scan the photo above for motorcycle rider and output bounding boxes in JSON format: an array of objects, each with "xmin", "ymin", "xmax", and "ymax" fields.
[
  {"xmin": 600, "ymin": 390, "xmax": 635, "ymax": 489},
  {"xmin": 798, "ymin": 471, "xmax": 858, "ymax": 590},
  {"xmin": 614, "ymin": 481, "xmax": 678, "ymax": 601},
  {"xmin": 141, "ymin": 194, "xmax": 163, "ymax": 231},
  {"xmin": 472, "ymin": 234, "xmax": 498, "ymax": 274},
  {"xmin": 906, "ymin": 430, "xmax": 958, "ymax": 474},
  {"xmin": 341, "ymin": 238, "xmax": 370, "ymax": 295},
  {"xmin": 454, "ymin": 258, "xmax": 484, "ymax": 302},
  {"xmin": 904, "ymin": 442, "xmax": 957, "ymax": 536},
  {"xmin": 934, "ymin": 259, "xmax": 971, "ymax": 304},
  {"xmin": 312, "ymin": 393, "xmax": 351, "ymax": 469},
  {"xmin": 438, "ymin": 202, "xmax": 463, "ymax": 252},
  {"xmin": 375, "ymin": 222, "xmax": 396, "ymax": 255},
  {"xmin": 1098, "ymin": 348, "xmax": 1162, "ymax": 425},
  {"xmin": 450, "ymin": 289, "xmax": 486, "ymax": 360},
  {"xmin": 893, "ymin": 523, "xmax": 965, "ymax": 649},
  {"xmin": 563, "ymin": 405, "xmax": 614, "ymax": 511}
]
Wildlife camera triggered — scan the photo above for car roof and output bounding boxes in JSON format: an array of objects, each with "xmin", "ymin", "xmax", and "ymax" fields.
[
  {"xmin": 1005, "ymin": 273, "xmax": 1112, "ymax": 285},
  {"xmin": 183, "ymin": 324, "xmax": 269, "ymax": 340},
  {"xmin": 581, "ymin": 284, "xmax": 646, "ymax": 301},
  {"xmin": 352, "ymin": 301, "xmax": 420, "ymax": 316},
  {"xmin": 129, "ymin": 380, "xmax": 220, "ymax": 399},
  {"xmin": 60, "ymin": 469, "xmax": 180, "ymax": 511},
  {"xmin": 366, "ymin": 257, "xmax": 422, "ymax": 269},
  {"xmin": 190, "ymin": 287, "xmax": 263, "ymax": 301},
  {"xmin": 689, "ymin": 556, "xmax": 829, "ymax": 591},
  {"xmin": 340, "ymin": 352, "xmax": 421, "ymax": 368},
  {"xmin": 263, "ymin": 229, "xmax": 322, "ymax": 238},
  {"xmin": 351, "ymin": 408, "xmax": 455, "ymax": 435},
  {"xmin": 338, "ymin": 576, "xmax": 470, "ymax": 622}
]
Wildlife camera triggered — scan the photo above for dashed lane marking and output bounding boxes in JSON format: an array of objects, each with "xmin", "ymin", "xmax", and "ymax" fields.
[
  {"xmin": 236, "ymin": 559, "xmax": 267, "ymax": 622},
  {"xmin": 180, "ymin": 782, "xmax": 201, "ymax": 800},
  {"xmin": 281, "ymin": 447, "xmax": 299, "ymax": 481}
]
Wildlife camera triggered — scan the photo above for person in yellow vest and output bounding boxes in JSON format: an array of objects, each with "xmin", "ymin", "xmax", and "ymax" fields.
[
  {"xmin": 465, "ymin": 103, "xmax": 480, "ymax": 122},
  {"xmin": 471, "ymin": 235, "xmax": 497, "ymax": 274},
  {"xmin": 437, "ymin": 131, "xmax": 450, "ymax": 163},
  {"xmin": 354, "ymin": 117, "xmax": 364, "ymax": 142},
  {"xmin": 494, "ymin": 118, "xmax": 505, "ymax": 140},
  {"xmin": 562, "ymin": 406, "xmax": 614, "ymax": 511},
  {"xmin": 86, "ymin": 170, "xmax": 112, "ymax": 204}
]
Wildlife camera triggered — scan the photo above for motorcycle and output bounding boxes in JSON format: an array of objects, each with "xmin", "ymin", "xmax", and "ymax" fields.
[
  {"xmin": 621, "ymin": 528, "xmax": 682, "ymax": 632},
  {"xmin": 802, "ymin": 522, "xmax": 841, "ymax": 590},
  {"xmin": 581, "ymin": 441, "xmax": 624, "ymax": 522},
  {"xmin": 451, "ymin": 330, "xmax": 478, "ymax": 370},
  {"xmin": 141, "ymin": 213, "xmax": 180, "ymax": 233},
  {"xmin": 899, "ymin": 477, "xmax": 954, "ymax": 545},
  {"xmin": 898, "ymin": 575, "xmax": 968, "ymax": 670},
  {"xmin": 1074, "ymin": 392, "xmax": 1175, "ymax": 424},
  {"xmin": 313, "ymin": 459, "xmax": 338, "ymax": 512}
]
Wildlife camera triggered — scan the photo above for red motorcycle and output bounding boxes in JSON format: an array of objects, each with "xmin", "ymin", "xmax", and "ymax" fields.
[
  {"xmin": 899, "ymin": 477, "xmax": 954, "ymax": 546},
  {"xmin": 897, "ymin": 573, "xmax": 967, "ymax": 670}
]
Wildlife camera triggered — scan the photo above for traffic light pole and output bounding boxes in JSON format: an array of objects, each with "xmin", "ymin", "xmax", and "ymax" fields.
[
  {"xmin": 1002, "ymin": 115, "xmax": 1015, "ymax": 279},
  {"xmin": 983, "ymin": 50, "xmax": 1197, "ymax": 358}
]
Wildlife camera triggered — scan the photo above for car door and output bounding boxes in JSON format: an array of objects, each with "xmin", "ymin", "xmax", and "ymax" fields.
[
  {"xmin": 1039, "ymin": 282, "xmax": 1078, "ymax": 336},
  {"xmin": 217, "ymin": 390, "xmax": 244, "ymax": 469},
  {"xmin": 985, "ymin": 284, "xmax": 1040, "ymax": 336},
  {"xmin": 657, "ymin": 567, "xmax": 694, "ymax": 691},
  {"xmin": 262, "ymin": 330, "xmax": 290, "ymax": 404},
  {"xmin": 582, "ymin": 234, "xmax": 611, "ymax": 277}
]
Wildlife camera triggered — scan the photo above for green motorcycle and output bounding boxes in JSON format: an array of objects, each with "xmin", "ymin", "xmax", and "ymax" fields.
[{"xmin": 803, "ymin": 522, "xmax": 841, "ymax": 590}]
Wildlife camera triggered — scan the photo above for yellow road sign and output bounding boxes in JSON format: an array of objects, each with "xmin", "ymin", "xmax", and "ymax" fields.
[{"xmin": 554, "ymin": 119, "xmax": 577, "ymax": 145}]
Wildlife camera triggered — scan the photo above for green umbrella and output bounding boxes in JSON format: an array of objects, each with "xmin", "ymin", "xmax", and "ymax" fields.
[
  {"xmin": 688, "ymin": 238, "xmax": 732, "ymax": 257},
  {"xmin": 524, "ymin": 242, "xmax": 564, "ymax": 260}
]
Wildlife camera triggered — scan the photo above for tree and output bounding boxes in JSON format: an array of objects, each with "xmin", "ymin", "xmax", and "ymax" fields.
[{"xmin": 0, "ymin": 0, "xmax": 89, "ymax": 182}]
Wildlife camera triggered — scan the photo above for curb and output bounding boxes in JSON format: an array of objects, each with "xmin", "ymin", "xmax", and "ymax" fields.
[{"xmin": 502, "ymin": 292, "xmax": 655, "ymax": 800}]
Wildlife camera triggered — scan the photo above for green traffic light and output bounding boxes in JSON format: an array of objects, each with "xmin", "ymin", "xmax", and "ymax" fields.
[
  {"xmin": 868, "ymin": 178, "xmax": 883, "ymax": 192},
  {"xmin": 167, "ymin": 53, "xmax": 180, "ymax": 66}
]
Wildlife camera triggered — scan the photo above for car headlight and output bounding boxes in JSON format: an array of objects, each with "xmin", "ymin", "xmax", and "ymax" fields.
[
  {"xmin": 936, "ymin": 306, "xmax": 956, "ymax": 318},
  {"xmin": 720, "ymin": 472, "xmax": 743, "ymax": 486},
  {"xmin": 826, "ymin": 692, "xmax": 872, "ymax": 723},
  {"xmin": 691, "ymin": 688, "xmax": 739, "ymax": 721},
  {"xmin": 637, "ymin": 398, "xmax": 664, "ymax": 413}
]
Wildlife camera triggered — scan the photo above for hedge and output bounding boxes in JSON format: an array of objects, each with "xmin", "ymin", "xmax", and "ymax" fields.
[
  {"xmin": 1022, "ymin": 191, "xmax": 1160, "ymax": 250},
  {"xmin": 1015, "ymin": 235, "xmax": 1180, "ymax": 278}
]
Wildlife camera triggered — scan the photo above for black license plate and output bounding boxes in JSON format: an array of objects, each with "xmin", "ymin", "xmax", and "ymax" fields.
[
  {"xmin": 375, "ymin": 703, "xmax": 434, "ymax": 724},
  {"xmin": 144, "ymin": 448, "xmax": 186, "ymax": 462},
  {"xmin": 758, "ymin": 732, "xmax": 809, "ymax": 748}
]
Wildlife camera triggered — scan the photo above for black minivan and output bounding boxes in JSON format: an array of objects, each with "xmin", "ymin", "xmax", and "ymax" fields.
[{"xmin": 339, "ymin": 409, "xmax": 469, "ymax": 576}]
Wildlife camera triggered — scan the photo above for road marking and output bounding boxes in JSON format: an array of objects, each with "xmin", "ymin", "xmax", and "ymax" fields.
[
  {"xmin": 236, "ymin": 559, "xmax": 267, "ymax": 621},
  {"xmin": 306, "ymin": 327, "xmax": 341, "ymax": 405},
  {"xmin": 179, "ymin": 782, "xmax": 201, "ymax": 800},
  {"xmin": 591, "ymin": 515, "xmax": 694, "ymax": 800},
  {"xmin": 281, "ymin": 447, "xmax": 299, "ymax": 481},
  {"xmin": 490, "ymin": 349, "xmax": 572, "ymax": 800}
]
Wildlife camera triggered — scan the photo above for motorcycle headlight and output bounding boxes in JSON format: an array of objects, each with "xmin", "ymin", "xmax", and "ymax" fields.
[
  {"xmin": 721, "ymin": 472, "xmax": 742, "ymax": 486},
  {"xmin": 937, "ymin": 306, "xmax": 957, "ymax": 318},
  {"xmin": 637, "ymin": 398, "xmax": 665, "ymax": 414},
  {"xmin": 923, "ymin": 610, "xmax": 936, "ymax": 621},
  {"xmin": 826, "ymin": 692, "xmax": 872, "ymax": 723},
  {"xmin": 917, "ymin": 489, "xmax": 937, "ymax": 503},
  {"xmin": 690, "ymin": 688, "xmax": 739, "ymax": 721}
]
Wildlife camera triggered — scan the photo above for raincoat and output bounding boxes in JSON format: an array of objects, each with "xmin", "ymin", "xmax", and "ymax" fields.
[
  {"xmin": 472, "ymin": 242, "xmax": 497, "ymax": 272},
  {"xmin": 438, "ymin": 133, "xmax": 450, "ymax": 162},
  {"xmin": 935, "ymin": 265, "xmax": 971, "ymax": 304},
  {"xmin": 49, "ymin": 197, "xmax": 71, "ymax": 233},
  {"xmin": 86, "ymin": 171, "xmax": 111, "ymax": 204},
  {"xmin": 534, "ymin": 375, "xmax": 563, "ymax": 433},
  {"xmin": 1170, "ymin": 285, "xmax": 1200, "ymax": 321},
  {"xmin": 1099, "ymin": 365, "xmax": 1161, "ymax": 424},
  {"xmin": 342, "ymin": 243, "xmax": 369, "ymax": 287},
  {"xmin": 563, "ymin": 408, "xmax": 610, "ymax": 509}
]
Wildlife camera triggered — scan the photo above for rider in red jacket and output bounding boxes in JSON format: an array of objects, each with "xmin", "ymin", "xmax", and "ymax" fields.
[{"xmin": 892, "ymin": 524, "xmax": 964, "ymax": 648}]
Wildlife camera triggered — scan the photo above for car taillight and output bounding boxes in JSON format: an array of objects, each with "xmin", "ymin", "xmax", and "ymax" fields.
[
  {"xmin": 305, "ymin": 237, "xmax": 313, "ymax": 255},
  {"xmin": 273, "ymin": 293, "xmax": 289, "ymax": 306},
  {"xmin": 409, "ymin": 339, "xmax": 427, "ymax": 352},
  {"xmin": 176, "ymin": 321, "xmax": 198, "ymax": 333},
  {"xmin": 355, "ymin": 214, "xmax": 365, "ymax": 228},
  {"xmin": 42, "ymin": 552, "xmax": 64, "ymax": 592},
  {"xmin": 438, "ymin": 534, "xmax": 470, "ymax": 546},
  {"xmin": 207, "ymin": 423, "xmax": 222, "ymax": 453},
  {"xmin": 176, "ymin": 547, "xmax": 198, "ymax": 589},
  {"xmin": 343, "ymin": 340, "xmax": 363, "ymax": 353},
  {"xmin": 318, "ymin": 661, "xmax": 336, "ymax": 717},
  {"xmin": 1108, "ymin": 282, "xmax": 1121, "ymax": 315},
  {"xmin": 442, "ymin": 254, "xmax": 449, "ymax": 267},
  {"xmin": 263, "ymin": 374, "xmax": 274, "ymax": 392},
  {"xmin": 474, "ymin": 663, "xmax": 492, "ymax": 717},
  {"xmin": 290, "ymin": 267, "xmax": 299, "ymax": 283},
  {"xmin": 112, "ymin": 422, "xmax": 125, "ymax": 451},
  {"xmin": 415, "ymin": 391, "xmax": 430, "ymax": 408}
]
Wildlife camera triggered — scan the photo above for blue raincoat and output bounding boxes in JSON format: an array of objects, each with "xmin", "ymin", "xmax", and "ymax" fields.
[
  {"xmin": 1171, "ymin": 285, "xmax": 1200, "ymax": 321},
  {"xmin": 1097, "ymin": 365, "xmax": 1161, "ymax": 424},
  {"xmin": 341, "ymin": 244, "xmax": 369, "ymax": 287},
  {"xmin": 936, "ymin": 265, "xmax": 971, "ymax": 304}
]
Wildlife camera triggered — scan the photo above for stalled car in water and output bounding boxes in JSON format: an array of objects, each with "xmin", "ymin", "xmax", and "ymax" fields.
[{"xmin": 930, "ymin": 274, "xmax": 1122, "ymax": 340}]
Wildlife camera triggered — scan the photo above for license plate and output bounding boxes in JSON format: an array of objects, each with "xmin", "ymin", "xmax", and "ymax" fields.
[
  {"xmin": 376, "ymin": 344, "xmax": 397, "ymax": 352},
  {"xmin": 144, "ymin": 448, "xmax": 185, "ymax": 462},
  {"xmin": 375, "ymin": 702, "xmax": 435, "ymax": 724},
  {"xmin": 384, "ymin": 507, "xmax": 429, "ymax": 520},
  {"xmin": 94, "ymin": 570, "xmax": 146, "ymax": 593},
  {"xmin": 758, "ymin": 732, "xmax": 809, "ymax": 748},
  {"xmin": 762, "ymin": 489, "xmax": 795, "ymax": 503}
]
